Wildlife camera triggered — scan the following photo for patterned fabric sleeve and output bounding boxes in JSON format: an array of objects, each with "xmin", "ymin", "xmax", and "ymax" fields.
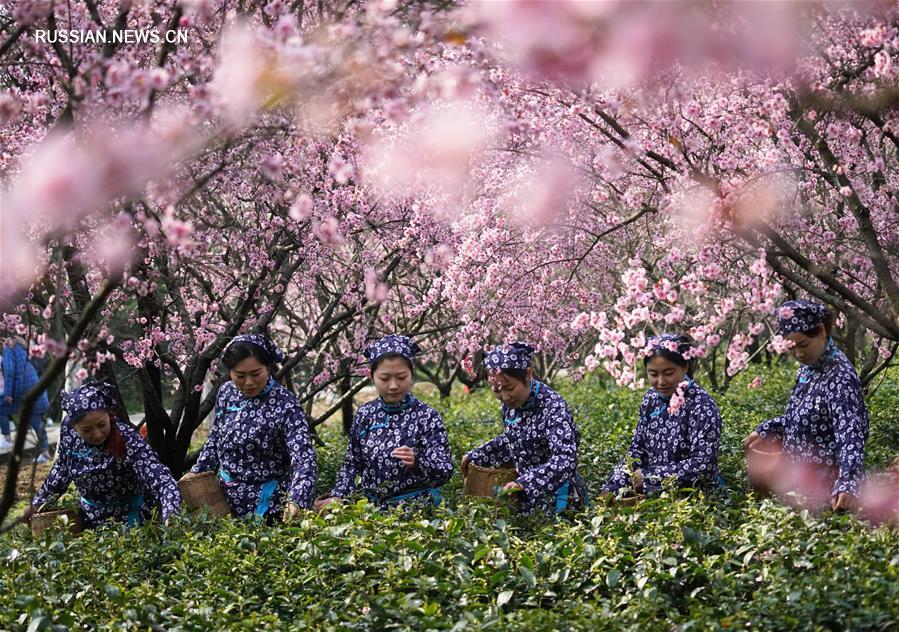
[
  {"xmin": 282, "ymin": 404, "xmax": 318, "ymax": 508},
  {"xmin": 515, "ymin": 403, "xmax": 578, "ymax": 501},
  {"xmin": 32, "ymin": 429, "xmax": 73, "ymax": 508},
  {"xmin": 754, "ymin": 415, "xmax": 785, "ymax": 438},
  {"xmin": 828, "ymin": 371, "xmax": 869, "ymax": 497},
  {"xmin": 642, "ymin": 392, "xmax": 722, "ymax": 486},
  {"xmin": 329, "ymin": 412, "xmax": 366, "ymax": 497},
  {"xmin": 191, "ymin": 393, "xmax": 224, "ymax": 474},
  {"xmin": 602, "ymin": 394, "xmax": 651, "ymax": 493},
  {"xmin": 121, "ymin": 422, "xmax": 182, "ymax": 521},
  {"xmin": 414, "ymin": 408, "xmax": 453, "ymax": 487},
  {"xmin": 466, "ymin": 435, "xmax": 512, "ymax": 468}
]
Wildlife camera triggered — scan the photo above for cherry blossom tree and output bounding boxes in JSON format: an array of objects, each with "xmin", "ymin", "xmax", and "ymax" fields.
[{"xmin": 2, "ymin": 0, "xmax": 898, "ymax": 528}]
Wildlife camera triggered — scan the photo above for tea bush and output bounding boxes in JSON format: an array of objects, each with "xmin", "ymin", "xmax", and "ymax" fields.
[{"xmin": 2, "ymin": 367, "xmax": 898, "ymax": 631}]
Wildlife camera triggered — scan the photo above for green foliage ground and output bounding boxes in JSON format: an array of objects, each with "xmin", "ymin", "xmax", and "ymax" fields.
[{"xmin": 2, "ymin": 366, "xmax": 898, "ymax": 631}]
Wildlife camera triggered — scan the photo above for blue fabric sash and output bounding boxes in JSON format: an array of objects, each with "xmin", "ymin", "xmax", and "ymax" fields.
[
  {"xmin": 80, "ymin": 494, "xmax": 144, "ymax": 527},
  {"xmin": 357, "ymin": 421, "xmax": 389, "ymax": 440},
  {"xmin": 554, "ymin": 481, "xmax": 570, "ymax": 513},
  {"xmin": 553, "ymin": 473, "xmax": 591, "ymax": 513},
  {"xmin": 367, "ymin": 486, "xmax": 442, "ymax": 507},
  {"xmin": 218, "ymin": 468, "xmax": 278, "ymax": 522}
]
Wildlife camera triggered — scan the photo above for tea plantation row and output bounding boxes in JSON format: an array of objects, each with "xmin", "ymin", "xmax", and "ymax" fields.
[{"xmin": 2, "ymin": 367, "xmax": 897, "ymax": 630}]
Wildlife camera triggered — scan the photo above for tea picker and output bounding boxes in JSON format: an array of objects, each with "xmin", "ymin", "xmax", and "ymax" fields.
[
  {"xmin": 315, "ymin": 334, "xmax": 453, "ymax": 513},
  {"xmin": 744, "ymin": 300, "xmax": 869, "ymax": 512},
  {"xmin": 600, "ymin": 333, "xmax": 723, "ymax": 503},
  {"xmin": 462, "ymin": 342, "xmax": 588, "ymax": 514},
  {"xmin": 26, "ymin": 382, "xmax": 181, "ymax": 529},
  {"xmin": 189, "ymin": 333, "xmax": 318, "ymax": 522}
]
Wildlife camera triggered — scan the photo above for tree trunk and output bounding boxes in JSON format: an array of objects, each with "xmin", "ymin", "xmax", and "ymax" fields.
[{"xmin": 341, "ymin": 373, "xmax": 353, "ymax": 435}]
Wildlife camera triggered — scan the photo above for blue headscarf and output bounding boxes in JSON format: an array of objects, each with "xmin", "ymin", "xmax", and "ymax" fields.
[
  {"xmin": 60, "ymin": 382, "xmax": 121, "ymax": 424},
  {"xmin": 776, "ymin": 300, "xmax": 828, "ymax": 335},
  {"xmin": 225, "ymin": 333, "xmax": 285, "ymax": 363},
  {"xmin": 483, "ymin": 342, "xmax": 535, "ymax": 371},
  {"xmin": 364, "ymin": 334, "xmax": 421, "ymax": 367}
]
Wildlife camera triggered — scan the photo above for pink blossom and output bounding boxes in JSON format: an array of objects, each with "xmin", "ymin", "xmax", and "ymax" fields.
[
  {"xmin": 702, "ymin": 263, "xmax": 723, "ymax": 281},
  {"xmin": 362, "ymin": 99, "xmax": 496, "ymax": 202},
  {"xmin": 873, "ymin": 50, "xmax": 893, "ymax": 78},
  {"xmin": 209, "ymin": 24, "xmax": 270, "ymax": 125},
  {"xmin": 328, "ymin": 156, "xmax": 354, "ymax": 184},
  {"xmin": 667, "ymin": 380, "xmax": 689, "ymax": 415},
  {"xmin": 859, "ymin": 475, "xmax": 899, "ymax": 527},
  {"xmin": 768, "ymin": 335, "xmax": 794, "ymax": 354},
  {"xmin": 261, "ymin": 153, "xmax": 284, "ymax": 181},
  {"xmin": 93, "ymin": 213, "xmax": 136, "ymax": 274},
  {"xmin": 315, "ymin": 216, "xmax": 343, "ymax": 246},
  {"xmin": 162, "ymin": 215, "xmax": 194, "ymax": 248},
  {"xmin": 313, "ymin": 370, "xmax": 332, "ymax": 386},
  {"xmin": 289, "ymin": 194, "xmax": 314, "ymax": 221},
  {"xmin": 264, "ymin": 0, "xmax": 287, "ymax": 17},
  {"xmin": 149, "ymin": 68, "xmax": 170, "ymax": 91},
  {"xmin": 424, "ymin": 244, "xmax": 454, "ymax": 270},
  {"xmin": 508, "ymin": 158, "xmax": 575, "ymax": 226},
  {"xmin": 364, "ymin": 267, "xmax": 389, "ymax": 303},
  {"xmin": 0, "ymin": 91, "xmax": 22, "ymax": 126},
  {"xmin": 859, "ymin": 27, "xmax": 886, "ymax": 47},
  {"xmin": 570, "ymin": 312, "xmax": 590, "ymax": 333}
]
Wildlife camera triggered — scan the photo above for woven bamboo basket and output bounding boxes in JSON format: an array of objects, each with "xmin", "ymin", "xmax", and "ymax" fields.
[
  {"xmin": 32, "ymin": 508, "xmax": 83, "ymax": 536},
  {"xmin": 616, "ymin": 494, "xmax": 644, "ymax": 507},
  {"xmin": 178, "ymin": 472, "xmax": 231, "ymax": 517},
  {"xmin": 746, "ymin": 439, "xmax": 785, "ymax": 495},
  {"xmin": 463, "ymin": 462, "xmax": 518, "ymax": 498}
]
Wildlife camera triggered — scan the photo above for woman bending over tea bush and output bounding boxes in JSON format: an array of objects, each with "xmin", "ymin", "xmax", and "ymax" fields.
[
  {"xmin": 28, "ymin": 382, "xmax": 181, "ymax": 528},
  {"xmin": 462, "ymin": 342, "xmax": 588, "ymax": 514},
  {"xmin": 190, "ymin": 333, "xmax": 317, "ymax": 521}
]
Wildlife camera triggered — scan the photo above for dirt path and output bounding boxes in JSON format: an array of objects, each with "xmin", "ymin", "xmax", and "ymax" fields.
[{"xmin": 1, "ymin": 462, "xmax": 53, "ymax": 501}]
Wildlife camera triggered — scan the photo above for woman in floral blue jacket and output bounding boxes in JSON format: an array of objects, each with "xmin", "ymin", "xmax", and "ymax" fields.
[
  {"xmin": 191, "ymin": 333, "xmax": 317, "ymax": 521},
  {"xmin": 744, "ymin": 300, "xmax": 869, "ymax": 511},
  {"xmin": 602, "ymin": 334, "xmax": 722, "ymax": 498},
  {"xmin": 317, "ymin": 335, "xmax": 453, "ymax": 511},
  {"xmin": 30, "ymin": 382, "xmax": 181, "ymax": 528},
  {"xmin": 462, "ymin": 342, "xmax": 587, "ymax": 514}
]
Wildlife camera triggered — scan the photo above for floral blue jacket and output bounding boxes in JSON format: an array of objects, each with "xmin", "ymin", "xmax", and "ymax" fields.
[
  {"xmin": 755, "ymin": 340, "xmax": 869, "ymax": 497},
  {"xmin": 193, "ymin": 378, "xmax": 318, "ymax": 517},
  {"xmin": 603, "ymin": 380, "xmax": 722, "ymax": 494}
]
